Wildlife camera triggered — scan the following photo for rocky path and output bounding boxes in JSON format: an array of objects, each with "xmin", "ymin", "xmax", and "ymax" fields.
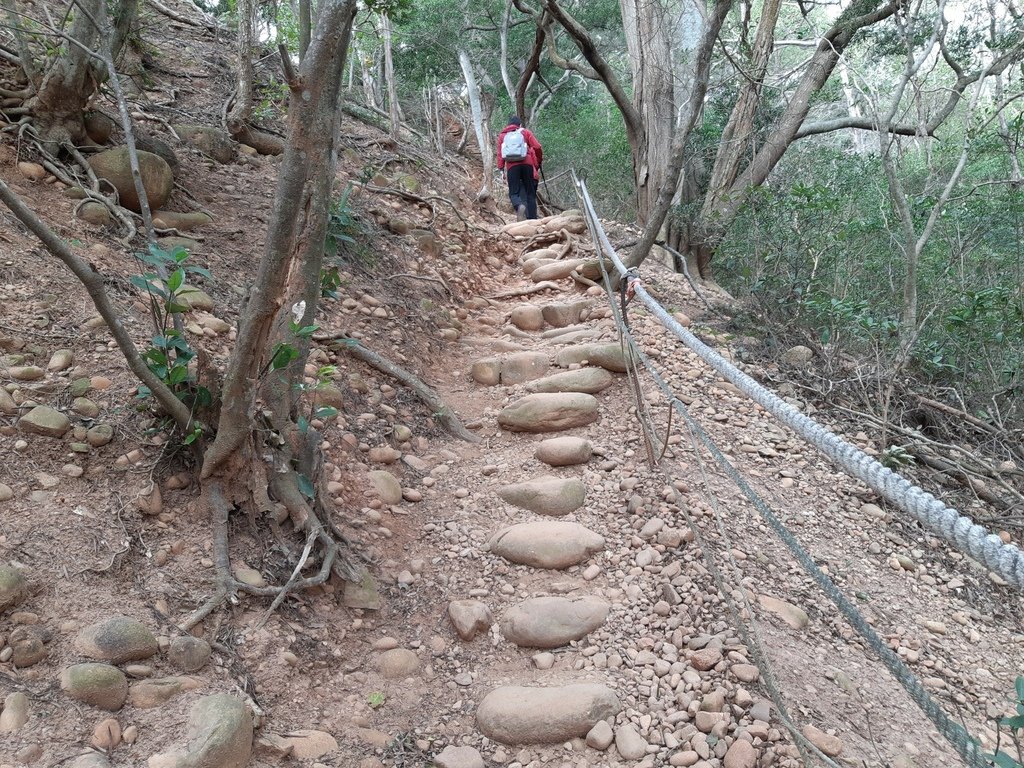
[
  {"xmin": 1, "ymin": 194, "xmax": 1021, "ymax": 768},
  {"xmin": 384, "ymin": 211, "xmax": 1023, "ymax": 768}
]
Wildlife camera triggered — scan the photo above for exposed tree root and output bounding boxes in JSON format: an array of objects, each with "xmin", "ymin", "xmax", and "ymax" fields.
[
  {"xmin": 485, "ymin": 280, "xmax": 561, "ymax": 299},
  {"xmin": 357, "ymin": 181, "xmax": 489, "ymax": 234},
  {"xmin": 317, "ymin": 332, "xmax": 481, "ymax": 443}
]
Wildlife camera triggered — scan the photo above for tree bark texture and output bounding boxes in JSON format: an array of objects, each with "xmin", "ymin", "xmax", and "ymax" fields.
[
  {"xmin": 619, "ymin": 0, "xmax": 675, "ymax": 221},
  {"xmin": 32, "ymin": 0, "xmax": 105, "ymax": 145},
  {"xmin": 227, "ymin": 0, "xmax": 257, "ymax": 132},
  {"xmin": 459, "ymin": 49, "xmax": 493, "ymax": 200},
  {"xmin": 380, "ymin": 14, "xmax": 400, "ymax": 139},
  {"xmin": 203, "ymin": 0, "xmax": 359, "ymax": 486}
]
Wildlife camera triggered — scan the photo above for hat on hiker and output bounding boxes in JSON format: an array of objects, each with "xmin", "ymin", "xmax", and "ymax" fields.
[{"xmin": 509, "ymin": 115, "xmax": 522, "ymax": 126}]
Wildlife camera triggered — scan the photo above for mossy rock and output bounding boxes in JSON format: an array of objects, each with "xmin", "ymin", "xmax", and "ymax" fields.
[
  {"xmin": 84, "ymin": 111, "xmax": 117, "ymax": 144},
  {"xmin": 88, "ymin": 148, "xmax": 174, "ymax": 213},
  {"xmin": 173, "ymin": 124, "xmax": 237, "ymax": 164}
]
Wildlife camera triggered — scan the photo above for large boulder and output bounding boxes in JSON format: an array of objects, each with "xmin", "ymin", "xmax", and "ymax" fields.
[
  {"xmin": 136, "ymin": 133, "xmax": 180, "ymax": 174},
  {"xmin": 526, "ymin": 367, "xmax": 613, "ymax": 395},
  {"xmin": 496, "ymin": 476, "xmax": 586, "ymax": 516},
  {"xmin": 88, "ymin": 148, "xmax": 174, "ymax": 213},
  {"xmin": 148, "ymin": 693, "xmax": 253, "ymax": 768},
  {"xmin": 75, "ymin": 615, "xmax": 158, "ymax": 664},
  {"xmin": 173, "ymin": 124, "xmax": 237, "ymax": 164},
  {"xmin": 554, "ymin": 343, "xmax": 627, "ymax": 373},
  {"xmin": 501, "ymin": 596, "xmax": 609, "ymax": 648},
  {"xmin": 497, "ymin": 393, "xmax": 599, "ymax": 433},
  {"xmin": 476, "ymin": 684, "xmax": 620, "ymax": 744},
  {"xmin": 488, "ymin": 521, "xmax": 604, "ymax": 570}
]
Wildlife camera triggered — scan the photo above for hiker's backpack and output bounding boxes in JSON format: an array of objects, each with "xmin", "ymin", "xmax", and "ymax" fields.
[{"xmin": 501, "ymin": 127, "xmax": 529, "ymax": 162}]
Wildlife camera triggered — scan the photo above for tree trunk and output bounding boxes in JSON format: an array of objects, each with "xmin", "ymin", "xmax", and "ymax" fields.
[
  {"xmin": 458, "ymin": 49, "xmax": 493, "ymax": 200},
  {"xmin": 380, "ymin": 14, "xmax": 400, "ymax": 138},
  {"xmin": 624, "ymin": 0, "xmax": 732, "ymax": 271},
  {"xmin": 499, "ymin": 0, "xmax": 517, "ymax": 106},
  {"xmin": 200, "ymin": 0, "xmax": 359, "ymax": 610},
  {"xmin": 111, "ymin": 0, "xmax": 140, "ymax": 60},
  {"xmin": 619, "ymin": 0, "xmax": 675, "ymax": 221},
  {"xmin": 227, "ymin": 0, "xmax": 257, "ymax": 133},
  {"xmin": 299, "ymin": 0, "xmax": 312, "ymax": 61},
  {"xmin": 31, "ymin": 0, "xmax": 105, "ymax": 146}
]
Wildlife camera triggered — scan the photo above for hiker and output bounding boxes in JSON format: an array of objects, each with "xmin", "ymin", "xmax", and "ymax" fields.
[{"xmin": 497, "ymin": 115, "xmax": 543, "ymax": 221}]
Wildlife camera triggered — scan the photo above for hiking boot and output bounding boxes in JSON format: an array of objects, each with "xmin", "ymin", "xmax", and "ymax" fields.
[{"xmin": 516, "ymin": 204, "xmax": 527, "ymax": 222}]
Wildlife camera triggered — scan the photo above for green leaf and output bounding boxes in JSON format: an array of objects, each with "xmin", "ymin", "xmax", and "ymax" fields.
[
  {"xmin": 1000, "ymin": 714, "xmax": 1024, "ymax": 729},
  {"xmin": 297, "ymin": 415, "xmax": 309, "ymax": 434},
  {"xmin": 1015, "ymin": 676, "xmax": 1024, "ymax": 702},
  {"xmin": 183, "ymin": 430, "xmax": 199, "ymax": 445},
  {"xmin": 295, "ymin": 324, "xmax": 319, "ymax": 338},
  {"xmin": 143, "ymin": 244, "xmax": 172, "ymax": 265},
  {"xmin": 269, "ymin": 343, "xmax": 300, "ymax": 371},
  {"xmin": 314, "ymin": 406, "xmax": 338, "ymax": 419},
  {"xmin": 136, "ymin": 385, "xmax": 151, "ymax": 399},
  {"xmin": 188, "ymin": 265, "xmax": 212, "ymax": 279},
  {"xmin": 297, "ymin": 473, "xmax": 315, "ymax": 499},
  {"xmin": 166, "ymin": 302, "xmax": 192, "ymax": 314},
  {"xmin": 130, "ymin": 274, "xmax": 167, "ymax": 298},
  {"xmin": 167, "ymin": 267, "xmax": 185, "ymax": 294},
  {"xmin": 168, "ymin": 365, "xmax": 189, "ymax": 386},
  {"xmin": 170, "ymin": 246, "xmax": 189, "ymax": 263}
]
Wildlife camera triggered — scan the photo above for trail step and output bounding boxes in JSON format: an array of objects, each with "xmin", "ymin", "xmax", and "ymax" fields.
[
  {"xmin": 496, "ymin": 476, "xmax": 586, "ymax": 516},
  {"xmin": 524, "ymin": 368, "xmax": 610, "ymax": 397},
  {"xmin": 500, "ymin": 595, "xmax": 610, "ymax": 649},
  {"xmin": 476, "ymin": 684, "xmax": 621, "ymax": 745},
  {"xmin": 488, "ymin": 520, "xmax": 605, "ymax": 569},
  {"xmin": 497, "ymin": 393, "xmax": 599, "ymax": 433}
]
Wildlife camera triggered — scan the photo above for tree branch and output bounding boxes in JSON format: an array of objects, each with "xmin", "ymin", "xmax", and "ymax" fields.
[{"xmin": 541, "ymin": 0, "xmax": 643, "ymax": 138}]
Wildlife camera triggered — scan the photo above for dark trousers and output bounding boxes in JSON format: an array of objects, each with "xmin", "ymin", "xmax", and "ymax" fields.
[{"xmin": 507, "ymin": 164, "xmax": 538, "ymax": 219}]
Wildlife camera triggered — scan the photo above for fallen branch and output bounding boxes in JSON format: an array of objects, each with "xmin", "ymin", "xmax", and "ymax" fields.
[
  {"xmin": 316, "ymin": 333, "xmax": 481, "ymax": 443},
  {"xmin": 149, "ymin": 0, "xmax": 220, "ymax": 31}
]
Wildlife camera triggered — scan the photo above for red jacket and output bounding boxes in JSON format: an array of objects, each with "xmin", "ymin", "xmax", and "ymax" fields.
[{"xmin": 497, "ymin": 124, "xmax": 543, "ymax": 171}]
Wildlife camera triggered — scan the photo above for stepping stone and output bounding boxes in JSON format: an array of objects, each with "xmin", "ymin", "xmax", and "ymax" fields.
[
  {"xmin": 496, "ymin": 476, "xmax": 585, "ymax": 516},
  {"xmin": 522, "ymin": 257, "xmax": 556, "ymax": 275},
  {"xmin": 554, "ymin": 343, "xmax": 627, "ymax": 373},
  {"xmin": 541, "ymin": 301, "xmax": 591, "ymax": 328},
  {"xmin": 510, "ymin": 305, "xmax": 544, "ymax": 331},
  {"xmin": 497, "ymin": 393, "xmax": 599, "ymax": 433},
  {"xmin": 476, "ymin": 684, "xmax": 620, "ymax": 744},
  {"xmin": 542, "ymin": 323, "xmax": 590, "ymax": 339},
  {"xmin": 501, "ymin": 596, "xmax": 610, "ymax": 648},
  {"xmin": 530, "ymin": 259, "xmax": 586, "ymax": 283},
  {"xmin": 544, "ymin": 329, "xmax": 599, "ymax": 345},
  {"xmin": 489, "ymin": 521, "xmax": 604, "ymax": 569},
  {"xmin": 535, "ymin": 436, "xmax": 593, "ymax": 466},
  {"xmin": 524, "ymin": 370, "xmax": 610, "ymax": 397},
  {"xmin": 499, "ymin": 352, "xmax": 550, "ymax": 385},
  {"xmin": 471, "ymin": 352, "xmax": 550, "ymax": 387}
]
